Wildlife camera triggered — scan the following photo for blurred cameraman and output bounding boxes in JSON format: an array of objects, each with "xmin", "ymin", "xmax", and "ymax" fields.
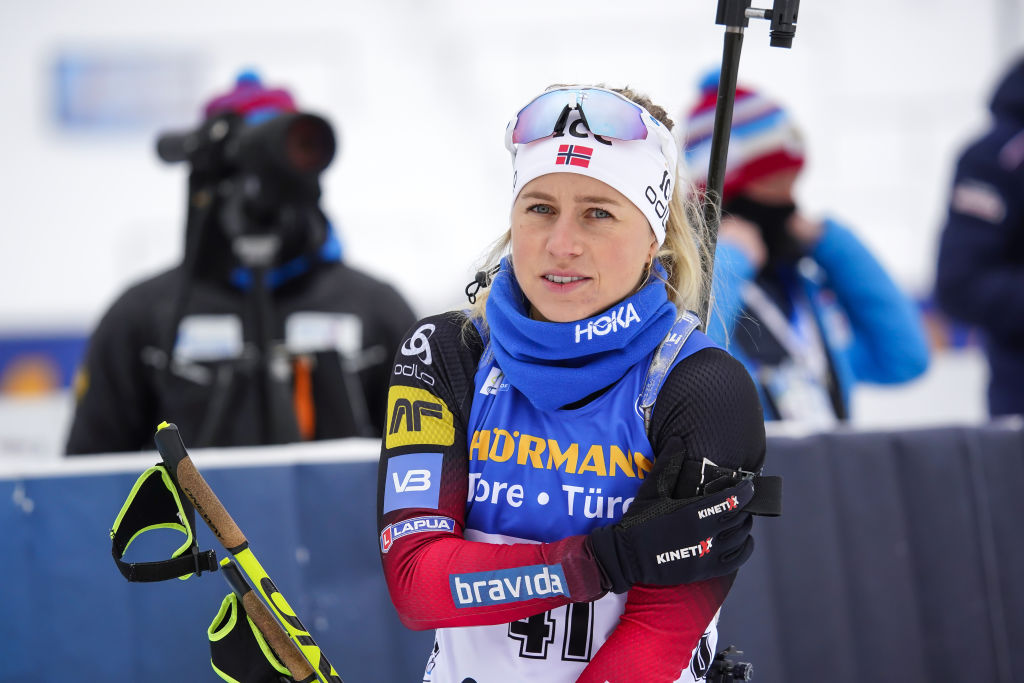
[{"xmin": 65, "ymin": 72, "xmax": 416, "ymax": 455}]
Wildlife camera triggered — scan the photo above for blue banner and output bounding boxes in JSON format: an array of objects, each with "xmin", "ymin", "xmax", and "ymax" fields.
[{"xmin": 2, "ymin": 424, "xmax": 1022, "ymax": 681}]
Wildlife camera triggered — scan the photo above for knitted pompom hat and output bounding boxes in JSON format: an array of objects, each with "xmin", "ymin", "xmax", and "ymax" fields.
[
  {"xmin": 202, "ymin": 70, "xmax": 297, "ymax": 123},
  {"xmin": 682, "ymin": 73, "xmax": 805, "ymax": 201}
]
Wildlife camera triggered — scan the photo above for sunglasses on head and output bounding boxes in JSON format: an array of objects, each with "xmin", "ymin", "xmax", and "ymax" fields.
[
  {"xmin": 506, "ymin": 86, "xmax": 652, "ymax": 146},
  {"xmin": 504, "ymin": 86, "xmax": 676, "ymax": 169}
]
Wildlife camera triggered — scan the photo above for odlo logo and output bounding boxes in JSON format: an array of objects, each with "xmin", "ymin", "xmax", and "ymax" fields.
[{"xmin": 575, "ymin": 303, "xmax": 641, "ymax": 343}]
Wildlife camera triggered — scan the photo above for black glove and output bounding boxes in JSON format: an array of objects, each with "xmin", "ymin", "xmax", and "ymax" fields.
[{"xmin": 588, "ymin": 437, "xmax": 756, "ymax": 593}]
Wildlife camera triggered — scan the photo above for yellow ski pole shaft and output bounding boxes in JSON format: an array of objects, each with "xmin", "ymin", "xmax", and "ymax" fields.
[
  {"xmin": 219, "ymin": 558, "xmax": 316, "ymax": 683},
  {"xmin": 154, "ymin": 421, "xmax": 343, "ymax": 683}
]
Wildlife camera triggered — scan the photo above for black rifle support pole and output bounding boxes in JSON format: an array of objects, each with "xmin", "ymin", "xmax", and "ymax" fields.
[
  {"xmin": 697, "ymin": 0, "xmax": 800, "ymax": 332},
  {"xmin": 699, "ymin": 0, "xmax": 751, "ymax": 332}
]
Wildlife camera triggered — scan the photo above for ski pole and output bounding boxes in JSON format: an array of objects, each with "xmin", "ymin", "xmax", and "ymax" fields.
[
  {"xmin": 218, "ymin": 557, "xmax": 314, "ymax": 682},
  {"xmin": 153, "ymin": 421, "xmax": 344, "ymax": 683},
  {"xmin": 697, "ymin": 0, "xmax": 801, "ymax": 332}
]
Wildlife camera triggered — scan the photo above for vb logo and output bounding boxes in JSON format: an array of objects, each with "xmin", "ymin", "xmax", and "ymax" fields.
[
  {"xmin": 382, "ymin": 452, "xmax": 443, "ymax": 513},
  {"xmin": 392, "ymin": 468, "xmax": 431, "ymax": 492}
]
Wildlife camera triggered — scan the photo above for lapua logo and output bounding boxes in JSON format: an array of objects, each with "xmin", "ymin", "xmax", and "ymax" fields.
[
  {"xmin": 380, "ymin": 515, "xmax": 455, "ymax": 552},
  {"xmin": 575, "ymin": 303, "xmax": 641, "ymax": 343}
]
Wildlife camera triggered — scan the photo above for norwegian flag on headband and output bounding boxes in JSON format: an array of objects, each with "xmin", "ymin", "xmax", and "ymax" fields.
[{"xmin": 555, "ymin": 144, "xmax": 593, "ymax": 168}]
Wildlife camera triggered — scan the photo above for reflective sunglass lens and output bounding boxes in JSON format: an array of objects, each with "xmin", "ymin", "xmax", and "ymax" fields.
[
  {"xmin": 511, "ymin": 91, "xmax": 574, "ymax": 144},
  {"xmin": 577, "ymin": 89, "xmax": 648, "ymax": 141},
  {"xmin": 510, "ymin": 88, "xmax": 648, "ymax": 145}
]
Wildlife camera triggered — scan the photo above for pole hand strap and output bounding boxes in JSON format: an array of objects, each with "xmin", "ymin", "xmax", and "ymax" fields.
[
  {"xmin": 209, "ymin": 591, "xmax": 295, "ymax": 683},
  {"xmin": 110, "ymin": 464, "xmax": 219, "ymax": 582},
  {"xmin": 681, "ymin": 459, "xmax": 783, "ymax": 517}
]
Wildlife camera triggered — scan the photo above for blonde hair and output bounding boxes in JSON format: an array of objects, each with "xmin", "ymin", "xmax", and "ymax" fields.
[{"xmin": 466, "ymin": 85, "xmax": 712, "ymax": 333}]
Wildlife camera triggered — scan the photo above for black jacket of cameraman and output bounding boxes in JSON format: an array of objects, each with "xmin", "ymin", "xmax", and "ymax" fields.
[{"xmin": 65, "ymin": 222, "xmax": 416, "ymax": 454}]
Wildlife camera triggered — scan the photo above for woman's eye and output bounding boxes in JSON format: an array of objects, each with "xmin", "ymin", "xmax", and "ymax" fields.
[
  {"xmin": 590, "ymin": 208, "xmax": 612, "ymax": 219},
  {"xmin": 528, "ymin": 204, "xmax": 553, "ymax": 214}
]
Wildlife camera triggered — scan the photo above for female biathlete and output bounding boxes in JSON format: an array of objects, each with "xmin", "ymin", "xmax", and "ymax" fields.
[{"xmin": 377, "ymin": 84, "xmax": 768, "ymax": 682}]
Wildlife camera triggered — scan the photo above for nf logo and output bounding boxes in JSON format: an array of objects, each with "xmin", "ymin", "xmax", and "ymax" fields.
[
  {"xmin": 656, "ymin": 537, "xmax": 713, "ymax": 565},
  {"xmin": 390, "ymin": 399, "xmax": 442, "ymax": 433},
  {"xmin": 401, "ymin": 324, "xmax": 435, "ymax": 365},
  {"xmin": 382, "ymin": 452, "xmax": 443, "ymax": 513},
  {"xmin": 555, "ymin": 144, "xmax": 593, "ymax": 168},
  {"xmin": 479, "ymin": 367, "xmax": 506, "ymax": 396},
  {"xmin": 380, "ymin": 515, "xmax": 455, "ymax": 552},
  {"xmin": 575, "ymin": 302, "xmax": 641, "ymax": 343},
  {"xmin": 450, "ymin": 564, "xmax": 569, "ymax": 608},
  {"xmin": 698, "ymin": 495, "xmax": 740, "ymax": 519},
  {"xmin": 386, "ymin": 385, "xmax": 454, "ymax": 448}
]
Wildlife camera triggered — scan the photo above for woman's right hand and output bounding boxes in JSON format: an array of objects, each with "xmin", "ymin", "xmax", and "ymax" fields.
[{"xmin": 587, "ymin": 437, "xmax": 755, "ymax": 594}]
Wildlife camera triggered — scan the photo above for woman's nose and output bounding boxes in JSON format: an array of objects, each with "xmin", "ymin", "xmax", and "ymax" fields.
[{"xmin": 546, "ymin": 213, "xmax": 584, "ymax": 257}]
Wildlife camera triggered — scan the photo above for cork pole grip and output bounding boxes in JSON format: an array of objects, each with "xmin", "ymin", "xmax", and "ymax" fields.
[
  {"xmin": 175, "ymin": 457, "xmax": 247, "ymax": 549},
  {"xmin": 154, "ymin": 423, "xmax": 247, "ymax": 550},
  {"xmin": 241, "ymin": 592, "xmax": 316, "ymax": 681}
]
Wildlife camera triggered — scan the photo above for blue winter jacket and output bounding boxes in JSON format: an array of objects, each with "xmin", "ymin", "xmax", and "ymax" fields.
[
  {"xmin": 709, "ymin": 219, "xmax": 930, "ymax": 420},
  {"xmin": 936, "ymin": 59, "xmax": 1024, "ymax": 416}
]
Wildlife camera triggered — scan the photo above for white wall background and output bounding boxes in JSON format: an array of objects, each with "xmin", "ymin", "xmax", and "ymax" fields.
[{"xmin": 0, "ymin": 0, "xmax": 1020, "ymax": 454}]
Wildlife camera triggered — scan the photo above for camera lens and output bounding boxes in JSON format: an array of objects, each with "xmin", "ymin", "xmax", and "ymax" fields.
[{"xmin": 285, "ymin": 115, "xmax": 336, "ymax": 175}]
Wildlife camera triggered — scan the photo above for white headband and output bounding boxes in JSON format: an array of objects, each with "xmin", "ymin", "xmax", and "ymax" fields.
[{"xmin": 507, "ymin": 95, "xmax": 678, "ymax": 245}]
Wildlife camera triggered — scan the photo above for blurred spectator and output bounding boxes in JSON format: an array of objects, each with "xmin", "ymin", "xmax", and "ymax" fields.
[
  {"xmin": 936, "ymin": 56, "xmax": 1024, "ymax": 417},
  {"xmin": 917, "ymin": 294, "xmax": 977, "ymax": 352},
  {"xmin": 65, "ymin": 72, "xmax": 416, "ymax": 454},
  {"xmin": 683, "ymin": 77, "xmax": 929, "ymax": 423}
]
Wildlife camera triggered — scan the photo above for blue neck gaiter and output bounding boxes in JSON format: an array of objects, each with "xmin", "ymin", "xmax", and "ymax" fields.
[
  {"xmin": 486, "ymin": 257, "xmax": 677, "ymax": 410},
  {"xmin": 229, "ymin": 222, "xmax": 343, "ymax": 291}
]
